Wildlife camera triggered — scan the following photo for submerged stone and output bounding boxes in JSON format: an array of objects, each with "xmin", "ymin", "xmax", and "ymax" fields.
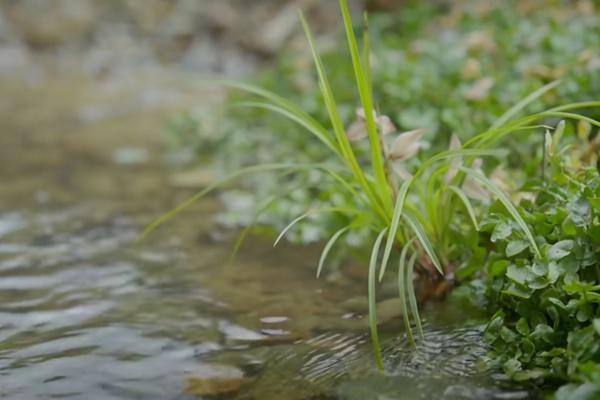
[{"xmin": 184, "ymin": 364, "xmax": 247, "ymax": 396}]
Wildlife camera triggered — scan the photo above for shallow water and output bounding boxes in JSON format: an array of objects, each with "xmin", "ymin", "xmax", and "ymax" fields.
[
  {"xmin": 0, "ymin": 78, "xmax": 541, "ymax": 400},
  {"xmin": 0, "ymin": 33, "xmax": 538, "ymax": 400}
]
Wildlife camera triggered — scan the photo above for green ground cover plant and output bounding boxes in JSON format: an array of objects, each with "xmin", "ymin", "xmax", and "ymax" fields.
[
  {"xmin": 166, "ymin": 0, "xmax": 599, "ymax": 248},
  {"xmin": 454, "ymin": 123, "xmax": 600, "ymax": 398}
]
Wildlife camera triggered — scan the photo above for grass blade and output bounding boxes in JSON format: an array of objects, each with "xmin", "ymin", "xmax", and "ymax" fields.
[
  {"xmin": 228, "ymin": 177, "xmax": 302, "ymax": 265},
  {"xmin": 460, "ymin": 166, "xmax": 540, "ymax": 257},
  {"xmin": 234, "ymin": 100, "xmax": 339, "ymax": 154},
  {"xmin": 547, "ymin": 101, "xmax": 600, "ymax": 112},
  {"xmin": 490, "ymin": 80, "xmax": 560, "ymax": 129},
  {"xmin": 403, "ymin": 213, "xmax": 443, "ymax": 275},
  {"xmin": 537, "ymin": 111, "xmax": 600, "ymax": 128},
  {"xmin": 319, "ymin": 166, "xmax": 361, "ymax": 201},
  {"xmin": 273, "ymin": 212, "xmax": 311, "ymax": 247},
  {"xmin": 368, "ymin": 228, "xmax": 388, "ymax": 370},
  {"xmin": 299, "ymin": 11, "xmax": 387, "ymax": 219},
  {"xmin": 229, "ymin": 200, "xmax": 277, "ymax": 265},
  {"xmin": 415, "ymin": 148, "xmax": 507, "ymax": 178},
  {"xmin": 138, "ymin": 163, "xmax": 321, "ymax": 242},
  {"xmin": 398, "ymin": 239, "xmax": 416, "ymax": 347},
  {"xmin": 339, "ymin": 0, "xmax": 391, "ymax": 209},
  {"xmin": 274, "ymin": 206, "xmax": 358, "ymax": 247},
  {"xmin": 317, "ymin": 226, "xmax": 351, "ymax": 278},
  {"xmin": 449, "ymin": 185, "xmax": 479, "ymax": 231},
  {"xmin": 214, "ymin": 79, "xmax": 338, "ymax": 152},
  {"xmin": 406, "ymin": 251, "xmax": 423, "ymax": 339},
  {"xmin": 379, "ymin": 178, "xmax": 413, "ymax": 281}
]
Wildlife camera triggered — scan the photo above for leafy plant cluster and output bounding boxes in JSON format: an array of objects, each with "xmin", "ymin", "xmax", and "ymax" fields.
[
  {"xmin": 465, "ymin": 128, "xmax": 600, "ymax": 398},
  {"xmin": 153, "ymin": 0, "xmax": 600, "ymax": 397},
  {"xmin": 166, "ymin": 0, "xmax": 600, "ymax": 246}
]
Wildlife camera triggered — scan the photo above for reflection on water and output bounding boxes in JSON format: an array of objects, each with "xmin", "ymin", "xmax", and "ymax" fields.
[
  {"xmin": 0, "ymin": 198, "xmax": 534, "ymax": 399},
  {"xmin": 0, "ymin": 117, "xmax": 536, "ymax": 400}
]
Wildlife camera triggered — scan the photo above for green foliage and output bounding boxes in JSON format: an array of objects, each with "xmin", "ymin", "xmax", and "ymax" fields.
[
  {"xmin": 479, "ymin": 137, "xmax": 600, "ymax": 395},
  {"xmin": 166, "ymin": 0, "xmax": 599, "ymax": 247},
  {"xmin": 157, "ymin": 0, "xmax": 600, "ymax": 394}
]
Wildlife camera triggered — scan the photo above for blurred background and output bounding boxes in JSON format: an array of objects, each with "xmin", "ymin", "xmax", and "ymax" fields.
[{"xmin": 0, "ymin": 0, "xmax": 352, "ymax": 208}]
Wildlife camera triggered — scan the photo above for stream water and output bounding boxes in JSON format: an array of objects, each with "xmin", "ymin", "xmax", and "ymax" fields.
[
  {"xmin": 0, "ymin": 76, "xmax": 540, "ymax": 400},
  {"xmin": 0, "ymin": 3, "xmax": 540, "ymax": 399}
]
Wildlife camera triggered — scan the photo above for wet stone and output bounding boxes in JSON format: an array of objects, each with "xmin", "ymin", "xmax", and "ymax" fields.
[
  {"xmin": 184, "ymin": 364, "xmax": 247, "ymax": 396},
  {"xmin": 259, "ymin": 316, "xmax": 289, "ymax": 324}
]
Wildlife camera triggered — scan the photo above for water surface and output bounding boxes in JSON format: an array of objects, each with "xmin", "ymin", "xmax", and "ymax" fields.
[{"xmin": 0, "ymin": 39, "xmax": 535, "ymax": 400}]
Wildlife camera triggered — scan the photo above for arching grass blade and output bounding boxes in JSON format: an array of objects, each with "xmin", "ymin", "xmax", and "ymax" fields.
[
  {"xmin": 398, "ymin": 239, "xmax": 416, "ymax": 347},
  {"xmin": 406, "ymin": 251, "xmax": 423, "ymax": 340},
  {"xmin": 317, "ymin": 226, "xmax": 351, "ymax": 278},
  {"xmin": 403, "ymin": 213, "xmax": 443, "ymax": 275},
  {"xmin": 368, "ymin": 228, "xmax": 388, "ymax": 370},
  {"xmin": 460, "ymin": 166, "xmax": 540, "ymax": 257},
  {"xmin": 274, "ymin": 206, "xmax": 358, "ymax": 247},
  {"xmin": 449, "ymin": 185, "xmax": 479, "ymax": 231},
  {"xmin": 490, "ymin": 80, "xmax": 560, "ymax": 130},
  {"xmin": 138, "ymin": 163, "xmax": 322, "ymax": 242},
  {"xmin": 234, "ymin": 100, "xmax": 339, "ymax": 154},
  {"xmin": 380, "ymin": 178, "xmax": 412, "ymax": 281}
]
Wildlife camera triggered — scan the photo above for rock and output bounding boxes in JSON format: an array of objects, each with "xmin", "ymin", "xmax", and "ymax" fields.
[
  {"xmin": 6, "ymin": 0, "xmax": 100, "ymax": 48},
  {"xmin": 219, "ymin": 320, "xmax": 268, "ymax": 342},
  {"xmin": 124, "ymin": 0, "xmax": 174, "ymax": 34},
  {"xmin": 184, "ymin": 364, "xmax": 247, "ymax": 396},
  {"xmin": 339, "ymin": 297, "xmax": 403, "ymax": 325},
  {"xmin": 376, "ymin": 298, "xmax": 403, "ymax": 323},
  {"xmin": 245, "ymin": 1, "xmax": 301, "ymax": 54},
  {"xmin": 260, "ymin": 316, "xmax": 289, "ymax": 324}
]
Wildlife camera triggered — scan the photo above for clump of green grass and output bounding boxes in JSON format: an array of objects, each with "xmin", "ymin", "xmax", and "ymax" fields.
[{"xmin": 142, "ymin": 0, "xmax": 600, "ymax": 369}]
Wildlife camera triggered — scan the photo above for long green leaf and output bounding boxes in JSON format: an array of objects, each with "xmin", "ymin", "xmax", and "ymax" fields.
[
  {"xmin": 299, "ymin": 13, "xmax": 357, "ymax": 172},
  {"xmin": 379, "ymin": 178, "xmax": 413, "ymax": 281},
  {"xmin": 361, "ymin": 11, "xmax": 373, "ymax": 95},
  {"xmin": 490, "ymin": 80, "xmax": 560, "ymax": 129},
  {"xmin": 274, "ymin": 212, "xmax": 311, "ymax": 246},
  {"xmin": 228, "ymin": 197, "xmax": 278, "ymax": 265},
  {"xmin": 319, "ymin": 167, "xmax": 361, "ymax": 201},
  {"xmin": 274, "ymin": 206, "xmax": 358, "ymax": 247},
  {"xmin": 368, "ymin": 228, "xmax": 388, "ymax": 370},
  {"xmin": 398, "ymin": 239, "xmax": 416, "ymax": 347},
  {"xmin": 228, "ymin": 176, "xmax": 302, "ymax": 265},
  {"xmin": 234, "ymin": 100, "xmax": 339, "ymax": 154},
  {"xmin": 460, "ymin": 167, "xmax": 540, "ymax": 257},
  {"xmin": 138, "ymin": 163, "xmax": 321, "ymax": 242},
  {"xmin": 406, "ymin": 251, "xmax": 423, "ymax": 340},
  {"xmin": 449, "ymin": 185, "xmax": 479, "ymax": 231},
  {"xmin": 317, "ymin": 226, "xmax": 351, "ymax": 278},
  {"xmin": 537, "ymin": 111, "xmax": 600, "ymax": 128},
  {"xmin": 470, "ymin": 102, "xmax": 599, "ymax": 152},
  {"xmin": 403, "ymin": 213, "xmax": 443, "ymax": 275},
  {"xmin": 214, "ymin": 79, "xmax": 338, "ymax": 151},
  {"xmin": 339, "ymin": 0, "xmax": 391, "ymax": 211},
  {"xmin": 547, "ymin": 101, "xmax": 600, "ymax": 112},
  {"xmin": 299, "ymin": 12, "xmax": 387, "ymax": 220},
  {"xmin": 415, "ymin": 148, "xmax": 507, "ymax": 179}
]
